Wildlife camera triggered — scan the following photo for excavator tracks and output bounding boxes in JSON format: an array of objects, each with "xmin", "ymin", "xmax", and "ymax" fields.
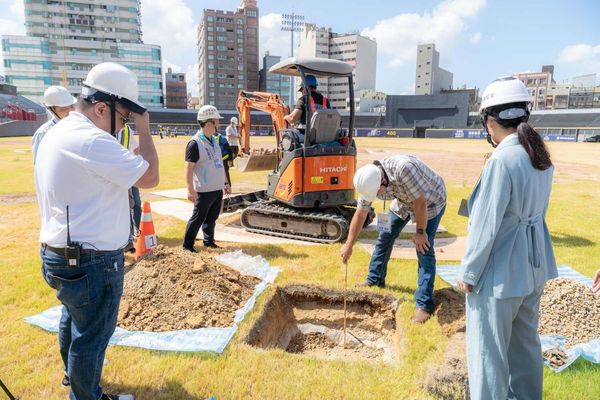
[{"xmin": 240, "ymin": 201, "xmax": 350, "ymax": 244}]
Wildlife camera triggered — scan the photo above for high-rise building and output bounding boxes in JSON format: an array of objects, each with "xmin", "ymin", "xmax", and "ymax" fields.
[
  {"xmin": 197, "ymin": 0, "xmax": 259, "ymax": 110},
  {"xmin": 415, "ymin": 43, "xmax": 453, "ymax": 95},
  {"xmin": 165, "ymin": 67, "xmax": 187, "ymax": 109},
  {"xmin": 258, "ymin": 52, "xmax": 291, "ymax": 106},
  {"xmin": 297, "ymin": 24, "xmax": 377, "ymax": 110},
  {"xmin": 1, "ymin": 0, "xmax": 163, "ymax": 107}
]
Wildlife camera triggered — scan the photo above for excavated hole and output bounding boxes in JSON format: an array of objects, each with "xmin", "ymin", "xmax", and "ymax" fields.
[{"xmin": 246, "ymin": 285, "xmax": 400, "ymax": 364}]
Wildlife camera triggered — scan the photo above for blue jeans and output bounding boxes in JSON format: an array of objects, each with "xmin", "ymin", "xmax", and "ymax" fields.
[
  {"xmin": 367, "ymin": 206, "xmax": 445, "ymax": 312},
  {"xmin": 41, "ymin": 246, "xmax": 125, "ymax": 400}
]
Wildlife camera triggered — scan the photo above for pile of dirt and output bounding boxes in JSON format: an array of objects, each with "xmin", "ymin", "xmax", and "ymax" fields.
[
  {"xmin": 434, "ymin": 288, "xmax": 466, "ymax": 337},
  {"xmin": 538, "ymin": 278, "xmax": 600, "ymax": 347},
  {"xmin": 117, "ymin": 245, "xmax": 260, "ymax": 331},
  {"xmin": 423, "ymin": 332, "xmax": 469, "ymax": 400}
]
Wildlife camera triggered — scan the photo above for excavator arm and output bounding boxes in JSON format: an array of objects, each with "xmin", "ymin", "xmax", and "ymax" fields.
[{"xmin": 236, "ymin": 90, "xmax": 290, "ymax": 155}]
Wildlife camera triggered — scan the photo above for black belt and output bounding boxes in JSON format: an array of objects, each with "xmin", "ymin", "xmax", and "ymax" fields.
[{"xmin": 42, "ymin": 244, "xmax": 96, "ymax": 256}]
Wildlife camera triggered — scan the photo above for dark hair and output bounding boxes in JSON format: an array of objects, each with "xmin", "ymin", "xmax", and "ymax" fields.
[
  {"xmin": 199, "ymin": 119, "xmax": 212, "ymax": 128},
  {"xmin": 488, "ymin": 102, "xmax": 552, "ymax": 170}
]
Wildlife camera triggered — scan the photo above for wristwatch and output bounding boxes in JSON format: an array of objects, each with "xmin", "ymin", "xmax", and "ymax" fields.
[{"xmin": 416, "ymin": 228, "xmax": 425, "ymax": 234}]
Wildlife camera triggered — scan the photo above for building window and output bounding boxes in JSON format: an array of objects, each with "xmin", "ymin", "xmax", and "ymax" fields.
[
  {"xmin": 246, "ymin": 10, "xmax": 257, "ymax": 17},
  {"xmin": 207, "ymin": 16, "xmax": 213, "ymax": 22},
  {"xmin": 237, "ymin": 19, "xmax": 243, "ymax": 25}
]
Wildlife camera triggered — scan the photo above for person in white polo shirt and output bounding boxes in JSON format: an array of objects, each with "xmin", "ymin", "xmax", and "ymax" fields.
[
  {"xmin": 31, "ymin": 85, "xmax": 77, "ymax": 164},
  {"xmin": 182, "ymin": 105, "xmax": 231, "ymax": 252},
  {"xmin": 35, "ymin": 62, "xmax": 159, "ymax": 400}
]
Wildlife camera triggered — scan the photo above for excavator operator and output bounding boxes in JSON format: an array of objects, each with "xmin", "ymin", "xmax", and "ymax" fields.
[{"xmin": 284, "ymin": 74, "xmax": 330, "ymax": 130}]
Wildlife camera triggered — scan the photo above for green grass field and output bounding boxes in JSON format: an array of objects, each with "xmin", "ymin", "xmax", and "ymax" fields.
[{"xmin": 0, "ymin": 136, "xmax": 599, "ymax": 399}]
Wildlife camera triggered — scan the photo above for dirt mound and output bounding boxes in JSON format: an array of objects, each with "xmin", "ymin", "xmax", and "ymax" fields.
[
  {"xmin": 423, "ymin": 332, "xmax": 469, "ymax": 400},
  {"xmin": 117, "ymin": 245, "xmax": 260, "ymax": 331},
  {"xmin": 434, "ymin": 288, "xmax": 466, "ymax": 337},
  {"xmin": 539, "ymin": 278, "xmax": 600, "ymax": 347}
]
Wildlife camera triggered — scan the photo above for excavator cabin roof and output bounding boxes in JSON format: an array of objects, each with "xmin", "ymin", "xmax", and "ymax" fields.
[{"xmin": 268, "ymin": 57, "xmax": 353, "ymax": 78}]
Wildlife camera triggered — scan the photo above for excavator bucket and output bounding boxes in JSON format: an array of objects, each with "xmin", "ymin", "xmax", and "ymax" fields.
[{"xmin": 236, "ymin": 149, "xmax": 277, "ymax": 172}]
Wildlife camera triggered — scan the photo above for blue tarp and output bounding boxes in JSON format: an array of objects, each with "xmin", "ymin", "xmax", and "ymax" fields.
[
  {"xmin": 24, "ymin": 251, "xmax": 280, "ymax": 353},
  {"xmin": 436, "ymin": 264, "xmax": 599, "ymax": 372}
]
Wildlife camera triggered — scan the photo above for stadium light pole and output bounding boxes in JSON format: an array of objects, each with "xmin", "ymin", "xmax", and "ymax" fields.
[{"xmin": 281, "ymin": 13, "xmax": 304, "ymax": 106}]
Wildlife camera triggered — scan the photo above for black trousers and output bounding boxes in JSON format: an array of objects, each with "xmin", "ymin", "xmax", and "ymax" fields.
[
  {"xmin": 223, "ymin": 161, "xmax": 231, "ymax": 186},
  {"xmin": 183, "ymin": 189, "xmax": 223, "ymax": 249}
]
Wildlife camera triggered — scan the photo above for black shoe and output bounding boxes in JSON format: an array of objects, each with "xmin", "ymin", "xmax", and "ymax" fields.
[
  {"xmin": 182, "ymin": 246, "xmax": 198, "ymax": 253},
  {"xmin": 355, "ymin": 279, "xmax": 385, "ymax": 288},
  {"xmin": 61, "ymin": 374, "xmax": 70, "ymax": 388},
  {"xmin": 203, "ymin": 242, "xmax": 220, "ymax": 249},
  {"xmin": 101, "ymin": 394, "xmax": 135, "ymax": 400}
]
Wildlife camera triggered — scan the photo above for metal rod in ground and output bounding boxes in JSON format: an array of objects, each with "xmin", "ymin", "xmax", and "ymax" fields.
[
  {"xmin": 343, "ymin": 261, "xmax": 348, "ymax": 349},
  {"xmin": 0, "ymin": 378, "xmax": 17, "ymax": 400}
]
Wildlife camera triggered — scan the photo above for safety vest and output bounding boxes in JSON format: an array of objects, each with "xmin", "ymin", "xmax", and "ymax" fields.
[
  {"xmin": 308, "ymin": 93, "xmax": 328, "ymax": 112},
  {"xmin": 120, "ymin": 124, "xmax": 131, "ymax": 149},
  {"xmin": 216, "ymin": 133, "xmax": 230, "ymax": 161}
]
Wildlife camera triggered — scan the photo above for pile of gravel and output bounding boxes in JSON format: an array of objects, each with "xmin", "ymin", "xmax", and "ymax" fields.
[{"xmin": 538, "ymin": 278, "xmax": 600, "ymax": 348}]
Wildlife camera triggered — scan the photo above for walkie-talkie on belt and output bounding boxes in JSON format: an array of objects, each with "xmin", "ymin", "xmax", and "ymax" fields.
[{"xmin": 65, "ymin": 205, "xmax": 80, "ymax": 268}]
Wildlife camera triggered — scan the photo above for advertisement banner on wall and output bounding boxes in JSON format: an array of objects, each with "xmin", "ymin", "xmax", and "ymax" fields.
[
  {"xmin": 543, "ymin": 134, "xmax": 577, "ymax": 142},
  {"xmin": 454, "ymin": 130, "xmax": 486, "ymax": 139}
]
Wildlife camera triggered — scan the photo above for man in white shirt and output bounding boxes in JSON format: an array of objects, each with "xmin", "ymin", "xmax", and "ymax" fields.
[
  {"xmin": 35, "ymin": 62, "xmax": 159, "ymax": 400},
  {"xmin": 225, "ymin": 116, "xmax": 241, "ymax": 158},
  {"xmin": 31, "ymin": 85, "xmax": 76, "ymax": 164}
]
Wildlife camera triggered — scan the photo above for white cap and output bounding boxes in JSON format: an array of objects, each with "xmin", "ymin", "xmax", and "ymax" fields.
[
  {"xmin": 82, "ymin": 62, "xmax": 146, "ymax": 114},
  {"xmin": 197, "ymin": 105, "xmax": 222, "ymax": 122},
  {"xmin": 480, "ymin": 77, "xmax": 531, "ymax": 112},
  {"xmin": 43, "ymin": 86, "xmax": 77, "ymax": 107},
  {"xmin": 353, "ymin": 164, "xmax": 382, "ymax": 202},
  {"xmin": 230, "ymin": 116, "xmax": 238, "ymax": 124}
]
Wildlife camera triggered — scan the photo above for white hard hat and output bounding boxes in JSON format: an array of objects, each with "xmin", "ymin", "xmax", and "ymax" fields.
[
  {"xmin": 230, "ymin": 116, "xmax": 238, "ymax": 124},
  {"xmin": 480, "ymin": 77, "xmax": 531, "ymax": 112},
  {"xmin": 197, "ymin": 105, "xmax": 222, "ymax": 122},
  {"xmin": 43, "ymin": 86, "xmax": 77, "ymax": 107},
  {"xmin": 353, "ymin": 164, "xmax": 382, "ymax": 202},
  {"xmin": 82, "ymin": 62, "xmax": 146, "ymax": 114}
]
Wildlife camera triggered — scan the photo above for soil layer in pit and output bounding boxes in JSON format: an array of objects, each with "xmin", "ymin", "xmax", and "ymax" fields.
[
  {"xmin": 246, "ymin": 285, "xmax": 400, "ymax": 363},
  {"xmin": 117, "ymin": 245, "xmax": 260, "ymax": 332}
]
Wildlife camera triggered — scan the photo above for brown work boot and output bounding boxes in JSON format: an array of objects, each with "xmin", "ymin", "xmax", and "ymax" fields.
[{"xmin": 411, "ymin": 308, "xmax": 431, "ymax": 324}]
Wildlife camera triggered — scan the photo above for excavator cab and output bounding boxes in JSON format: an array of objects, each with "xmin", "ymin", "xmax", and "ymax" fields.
[
  {"xmin": 238, "ymin": 57, "xmax": 368, "ymax": 243},
  {"xmin": 265, "ymin": 57, "xmax": 356, "ymax": 209}
]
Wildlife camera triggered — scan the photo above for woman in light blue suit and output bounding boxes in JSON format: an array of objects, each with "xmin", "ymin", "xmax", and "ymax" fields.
[{"xmin": 457, "ymin": 77, "xmax": 558, "ymax": 400}]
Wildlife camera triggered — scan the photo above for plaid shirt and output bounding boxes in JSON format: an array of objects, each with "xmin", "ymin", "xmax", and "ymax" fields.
[{"xmin": 357, "ymin": 155, "xmax": 446, "ymax": 221}]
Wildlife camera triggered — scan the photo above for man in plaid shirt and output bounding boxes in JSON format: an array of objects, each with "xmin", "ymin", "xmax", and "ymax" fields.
[{"xmin": 340, "ymin": 155, "xmax": 446, "ymax": 323}]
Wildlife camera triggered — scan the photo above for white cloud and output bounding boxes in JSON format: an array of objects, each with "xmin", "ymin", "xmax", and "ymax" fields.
[
  {"xmin": 470, "ymin": 32, "xmax": 482, "ymax": 44},
  {"xmin": 186, "ymin": 62, "xmax": 199, "ymax": 97},
  {"xmin": 140, "ymin": 0, "xmax": 198, "ymax": 96},
  {"xmin": 557, "ymin": 43, "xmax": 600, "ymax": 81},
  {"xmin": 361, "ymin": 0, "xmax": 486, "ymax": 67},
  {"xmin": 259, "ymin": 13, "xmax": 298, "ymax": 60}
]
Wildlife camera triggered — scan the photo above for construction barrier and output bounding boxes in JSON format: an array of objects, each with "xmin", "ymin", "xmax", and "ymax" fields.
[{"xmin": 135, "ymin": 201, "xmax": 157, "ymax": 258}]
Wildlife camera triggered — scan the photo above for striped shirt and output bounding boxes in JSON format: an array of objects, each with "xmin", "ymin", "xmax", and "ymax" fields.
[{"xmin": 357, "ymin": 155, "xmax": 446, "ymax": 220}]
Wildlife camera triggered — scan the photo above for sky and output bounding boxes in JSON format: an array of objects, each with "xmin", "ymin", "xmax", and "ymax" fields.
[{"xmin": 1, "ymin": 0, "xmax": 599, "ymax": 98}]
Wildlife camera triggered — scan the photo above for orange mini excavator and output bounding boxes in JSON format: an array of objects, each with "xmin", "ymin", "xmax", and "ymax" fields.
[{"xmin": 230, "ymin": 57, "xmax": 374, "ymax": 243}]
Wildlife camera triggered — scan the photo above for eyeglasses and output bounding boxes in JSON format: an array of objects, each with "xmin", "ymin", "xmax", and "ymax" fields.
[{"xmin": 115, "ymin": 108, "xmax": 131, "ymax": 125}]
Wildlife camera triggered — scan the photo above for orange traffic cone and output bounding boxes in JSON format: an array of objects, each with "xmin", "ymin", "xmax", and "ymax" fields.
[{"xmin": 135, "ymin": 201, "xmax": 157, "ymax": 258}]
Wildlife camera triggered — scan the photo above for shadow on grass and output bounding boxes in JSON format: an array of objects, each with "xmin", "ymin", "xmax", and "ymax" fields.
[
  {"xmin": 551, "ymin": 233, "xmax": 595, "ymax": 247},
  {"xmin": 106, "ymin": 379, "xmax": 207, "ymax": 400},
  {"xmin": 385, "ymin": 284, "xmax": 415, "ymax": 296},
  {"xmin": 156, "ymin": 236, "xmax": 308, "ymax": 260}
]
